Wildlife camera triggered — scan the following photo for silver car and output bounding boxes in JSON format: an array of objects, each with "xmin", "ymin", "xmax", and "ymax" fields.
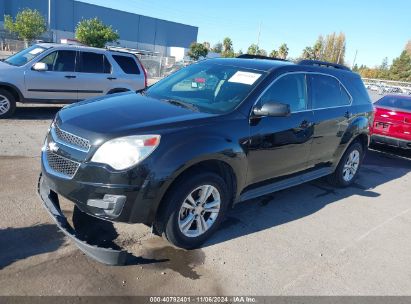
[{"xmin": 0, "ymin": 43, "xmax": 147, "ymax": 118}]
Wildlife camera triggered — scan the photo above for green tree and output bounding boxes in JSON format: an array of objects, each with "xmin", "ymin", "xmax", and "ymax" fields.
[
  {"xmin": 270, "ymin": 49, "xmax": 279, "ymax": 58},
  {"xmin": 405, "ymin": 40, "xmax": 411, "ymax": 57},
  {"xmin": 203, "ymin": 41, "xmax": 211, "ymax": 50},
  {"xmin": 188, "ymin": 42, "xmax": 208, "ymax": 61},
  {"xmin": 222, "ymin": 37, "xmax": 235, "ymax": 57},
  {"xmin": 4, "ymin": 8, "xmax": 47, "ymax": 47},
  {"xmin": 301, "ymin": 47, "xmax": 314, "ymax": 59},
  {"xmin": 75, "ymin": 17, "xmax": 119, "ymax": 48},
  {"xmin": 278, "ymin": 43, "xmax": 289, "ymax": 59},
  {"xmin": 212, "ymin": 42, "xmax": 222, "ymax": 53},
  {"xmin": 247, "ymin": 44, "xmax": 259, "ymax": 55},
  {"xmin": 390, "ymin": 51, "xmax": 411, "ymax": 81},
  {"xmin": 301, "ymin": 36, "xmax": 324, "ymax": 60}
]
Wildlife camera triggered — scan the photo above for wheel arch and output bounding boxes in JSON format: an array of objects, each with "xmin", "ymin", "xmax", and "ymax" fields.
[
  {"xmin": 151, "ymin": 158, "xmax": 238, "ymax": 232},
  {"xmin": 0, "ymin": 82, "xmax": 23, "ymax": 102},
  {"xmin": 334, "ymin": 115, "xmax": 370, "ymax": 166}
]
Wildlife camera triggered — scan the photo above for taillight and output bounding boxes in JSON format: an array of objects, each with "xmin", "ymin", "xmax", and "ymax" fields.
[{"xmin": 135, "ymin": 55, "xmax": 148, "ymax": 88}]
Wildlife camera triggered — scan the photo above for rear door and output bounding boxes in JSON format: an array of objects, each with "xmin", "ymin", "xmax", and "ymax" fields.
[
  {"xmin": 111, "ymin": 53, "xmax": 146, "ymax": 90},
  {"xmin": 76, "ymin": 51, "xmax": 112, "ymax": 100},
  {"xmin": 24, "ymin": 50, "xmax": 79, "ymax": 101},
  {"xmin": 307, "ymin": 74, "xmax": 352, "ymax": 165}
]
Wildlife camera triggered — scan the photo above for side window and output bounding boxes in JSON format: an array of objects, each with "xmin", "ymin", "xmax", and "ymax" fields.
[
  {"xmin": 260, "ymin": 73, "xmax": 307, "ymax": 112},
  {"xmin": 39, "ymin": 50, "xmax": 76, "ymax": 72},
  {"xmin": 310, "ymin": 74, "xmax": 351, "ymax": 109},
  {"xmin": 39, "ymin": 51, "xmax": 57, "ymax": 71},
  {"xmin": 112, "ymin": 55, "xmax": 141, "ymax": 75},
  {"xmin": 79, "ymin": 52, "xmax": 111, "ymax": 74}
]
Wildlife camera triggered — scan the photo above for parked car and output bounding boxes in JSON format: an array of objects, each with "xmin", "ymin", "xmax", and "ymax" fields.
[
  {"xmin": 0, "ymin": 43, "xmax": 147, "ymax": 118},
  {"xmin": 370, "ymin": 95, "xmax": 411, "ymax": 149},
  {"xmin": 38, "ymin": 56, "xmax": 373, "ymax": 264}
]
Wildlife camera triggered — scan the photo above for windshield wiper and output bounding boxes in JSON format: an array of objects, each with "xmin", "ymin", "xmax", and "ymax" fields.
[{"xmin": 163, "ymin": 99, "xmax": 199, "ymax": 112}]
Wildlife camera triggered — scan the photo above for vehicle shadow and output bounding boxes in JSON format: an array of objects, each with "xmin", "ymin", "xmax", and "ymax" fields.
[
  {"xmin": 205, "ymin": 146, "xmax": 411, "ymax": 247},
  {"xmin": 0, "ymin": 224, "xmax": 65, "ymax": 269},
  {"xmin": 11, "ymin": 105, "xmax": 62, "ymax": 120}
]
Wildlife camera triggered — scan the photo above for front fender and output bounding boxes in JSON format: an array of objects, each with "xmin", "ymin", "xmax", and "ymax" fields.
[{"xmin": 142, "ymin": 133, "xmax": 248, "ymax": 223}]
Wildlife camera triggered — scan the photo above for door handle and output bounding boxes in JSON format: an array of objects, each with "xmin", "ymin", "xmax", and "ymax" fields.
[
  {"xmin": 65, "ymin": 75, "xmax": 76, "ymax": 79},
  {"xmin": 107, "ymin": 77, "xmax": 117, "ymax": 80},
  {"xmin": 344, "ymin": 111, "xmax": 352, "ymax": 119}
]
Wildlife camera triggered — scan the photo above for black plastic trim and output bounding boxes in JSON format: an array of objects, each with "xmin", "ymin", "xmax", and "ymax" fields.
[
  {"xmin": 239, "ymin": 167, "xmax": 333, "ymax": 202},
  {"xmin": 37, "ymin": 174, "xmax": 128, "ymax": 265},
  {"xmin": 28, "ymin": 89, "xmax": 103, "ymax": 93}
]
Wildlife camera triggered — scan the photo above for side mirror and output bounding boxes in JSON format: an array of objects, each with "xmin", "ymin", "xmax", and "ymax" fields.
[
  {"xmin": 32, "ymin": 62, "xmax": 48, "ymax": 71},
  {"xmin": 253, "ymin": 101, "xmax": 291, "ymax": 117}
]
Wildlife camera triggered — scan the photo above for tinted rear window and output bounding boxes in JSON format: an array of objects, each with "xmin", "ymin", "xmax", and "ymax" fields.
[
  {"xmin": 112, "ymin": 55, "xmax": 141, "ymax": 74},
  {"xmin": 375, "ymin": 96, "xmax": 411, "ymax": 111},
  {"xmin": 79, "ymin": 52, "xmax": 111, "ymax": 74},
  {"xmin": 310, "ymin": 74, "xmax": 351, "ymax": 108}
]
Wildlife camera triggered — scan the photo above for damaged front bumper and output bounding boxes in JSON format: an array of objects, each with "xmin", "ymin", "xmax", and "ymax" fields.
[{"xmin": 37, "ymin": 174, "xmax": 128, "ymax": 265}]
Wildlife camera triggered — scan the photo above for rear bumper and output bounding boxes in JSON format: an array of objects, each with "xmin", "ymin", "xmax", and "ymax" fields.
[
  {"xmin": 371, "ymin": 134, "xmax": 411, "ymax": 149},
  {"xmin": 37, "ymin": 174, "xmax": 128, "ymax": 265}
]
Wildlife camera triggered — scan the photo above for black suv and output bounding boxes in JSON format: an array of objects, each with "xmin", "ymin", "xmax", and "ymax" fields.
[{"xmin": 38, "ymin": 56, "xmax": 373, "ymax": 264}]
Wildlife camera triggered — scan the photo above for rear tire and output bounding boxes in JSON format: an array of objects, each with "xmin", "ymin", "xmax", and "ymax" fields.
[
  {"xmin": 155, "ymin": 172, "xmax": 229, "ymax": 249},
  {"xmin": 328, "ymin": 141, "xmax": 364, "ymax": 187},
  {"xmin": 0, "ymin": 89, "xmax": 16, "ymax": 118}
]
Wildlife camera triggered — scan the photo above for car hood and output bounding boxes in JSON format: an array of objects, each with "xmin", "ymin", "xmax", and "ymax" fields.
[
  {"xmin": 0, "ymin": 60, "xmax": 18, "ymax": 71},
  {"xmin": 57, "ymin": 92, "xmax": 216, "ymax": 141}
]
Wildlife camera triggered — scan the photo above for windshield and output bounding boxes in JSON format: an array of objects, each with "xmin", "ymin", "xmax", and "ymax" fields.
[
  {"xmin": 375, "ymin": 96, "xmax": 411, "ymax": 112},
  {"xmin": 146, "ymin": 61, "xmax": 265, "ymax": 114},
  {"xmin": 4, "ymin": 45, "xmax": 48, "ymax": 66}
]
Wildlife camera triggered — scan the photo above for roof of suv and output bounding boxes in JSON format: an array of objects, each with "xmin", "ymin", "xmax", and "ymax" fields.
[
  {"xmin": 37, "ymin": 43, "xmax": 105, "ymax": 51},
  {"xmin": 207, "ymin": 56, "xmax": 354, "ymax": 76}
]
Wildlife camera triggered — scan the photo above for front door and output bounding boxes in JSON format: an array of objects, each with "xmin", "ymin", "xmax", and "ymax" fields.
[
  {"xmin": 24, "ymin": 50, "xmax": 79, "ymax": 102},
  {"xmin": 247, "ymin": 73, "xmax": 314, "ymax": 184}
]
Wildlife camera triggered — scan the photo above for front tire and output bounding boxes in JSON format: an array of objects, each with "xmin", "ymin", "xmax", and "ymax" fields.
[
  {"xmin": 156, "ymin": 172, "xmax": 229, "ymax": 249},
  {"xmin": 328, "ymin": 141, "xmax": 364, "ymax": 187},
  {"xmin": 0, "ymin": 89, "xmax": 16, "ymax": 118}
]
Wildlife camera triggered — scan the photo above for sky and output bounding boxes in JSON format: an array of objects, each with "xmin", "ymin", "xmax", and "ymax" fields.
[{"xmin": 82, "ymin": 0, "xmax": 411, "ymax": 67}]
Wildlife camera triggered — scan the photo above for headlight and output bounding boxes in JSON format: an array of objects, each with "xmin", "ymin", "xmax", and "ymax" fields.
[{"xmin": 91, "ymin": 135, "xmax": 161, "ymax": 170}]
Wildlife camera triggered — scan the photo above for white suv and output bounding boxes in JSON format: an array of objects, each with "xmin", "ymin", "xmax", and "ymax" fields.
[{"xmin": 0, "ymin": 43, "xmax": 147, "ymax": 118}]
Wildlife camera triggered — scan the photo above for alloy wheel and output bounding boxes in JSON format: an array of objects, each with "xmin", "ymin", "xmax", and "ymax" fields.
[
  {"xmin": 178, "ymin": 185, "xmax": 221, "ymax": 238},
  {"xmin": 343, "ymin": 150, "xmax": 360, "ymax": 182},
  {"xmin": 0, "ymin": 95, "xmax": 11, "ymax": 115}
]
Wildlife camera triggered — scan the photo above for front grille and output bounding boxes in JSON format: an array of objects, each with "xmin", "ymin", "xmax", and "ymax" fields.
[
  {"xmin": 46, "ymin": 150, "xmax": 80, "ymax": 178},
  {"xmin": 53, "ymin": 124, "xmax": 90, "ymax": 151}
]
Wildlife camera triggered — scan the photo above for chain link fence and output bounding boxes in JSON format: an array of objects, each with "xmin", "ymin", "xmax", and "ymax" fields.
[{"xmin": 0, "ymin": 29, "xmax": 53, "ymax": 52}]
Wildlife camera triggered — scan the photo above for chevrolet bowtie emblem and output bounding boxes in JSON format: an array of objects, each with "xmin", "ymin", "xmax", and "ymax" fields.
[{"xmin": 48, "ymin": 142, "xmax": 59, "ymax": 152}]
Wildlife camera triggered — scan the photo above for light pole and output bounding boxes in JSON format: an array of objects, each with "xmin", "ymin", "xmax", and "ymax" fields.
[{"xmin": 48, "ymin": 0, "xmax": 51, "ymax": 29}]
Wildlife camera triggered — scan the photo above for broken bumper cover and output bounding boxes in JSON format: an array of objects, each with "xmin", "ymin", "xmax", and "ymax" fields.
[{"xmin": 37, "ymin": 174, "xmax": 128, "ymax": 265}]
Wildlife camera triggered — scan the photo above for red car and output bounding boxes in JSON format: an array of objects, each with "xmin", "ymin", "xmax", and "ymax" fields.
[{"xmin": 370, "ymin": 95, "xmax": 411, "ymax": 149}]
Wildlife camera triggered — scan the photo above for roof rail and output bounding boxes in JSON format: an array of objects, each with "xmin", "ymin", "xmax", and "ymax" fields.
[
  {"xmin": 298, "ymin": 60, "xmax": 351, "ymax": 71},
  {"xmin": 106, "ymin": 46, "xmax": 160, "ymax": 56},
  {"xmin": 237, "ymin": 54, "xmax": 289, "ymax": 62}
]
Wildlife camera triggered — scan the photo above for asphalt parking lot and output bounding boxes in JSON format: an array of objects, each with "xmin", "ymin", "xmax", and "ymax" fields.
[{"xmin": 1, "ymin": 92, "xmax": 411, "ymax": 295}]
